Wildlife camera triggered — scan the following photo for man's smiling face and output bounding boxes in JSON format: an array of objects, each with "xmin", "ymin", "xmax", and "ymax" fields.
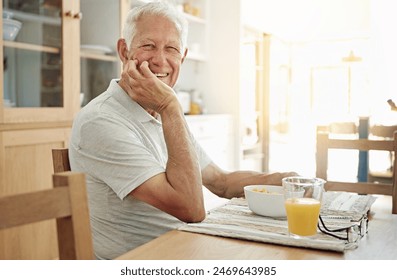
[{"xmin": 128, "ymin": 14, "xmax": 186, "ymax": 88}]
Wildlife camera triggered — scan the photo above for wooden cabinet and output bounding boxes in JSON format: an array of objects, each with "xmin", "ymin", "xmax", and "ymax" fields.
[
  {"xmin": 0, "ymin": 128, "xmax": 70, "ymax": 259},
  {"xmin": 0, "ymin": 0, "xmax": 129, "ymax": 259},
  {"xmin": 1, "ymin": 0, "xmax": 79, "ymax": 259}
]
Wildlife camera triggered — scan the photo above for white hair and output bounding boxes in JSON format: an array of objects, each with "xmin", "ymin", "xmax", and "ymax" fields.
[{"xmin": 122, "ymin": 1, "xmax": 188, "ymax": 54}]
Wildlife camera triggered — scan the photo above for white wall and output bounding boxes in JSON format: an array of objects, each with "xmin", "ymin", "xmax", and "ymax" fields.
[
  {"xmin": 206, "ymin": 0, "xmax": 241, "ymax": 116},
  {"xmin": 370, "ymin": 0, "xmax": 397, "ymax": 118},
  {"xmin": 207, "ymin": 0, "xmax": 242, "ymax": 169},
  {"xmin": 240, "ymin": 0, "xmax": 397, "ymax": 117},
  {"xmin": 241, "ymin": 0, "xmax": 371, "ymax": 42}
]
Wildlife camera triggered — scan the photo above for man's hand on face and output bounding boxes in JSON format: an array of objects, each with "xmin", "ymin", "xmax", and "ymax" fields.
[{"xmin": 119, "ymin": 59, "xmax": 179, "ymax": 114}]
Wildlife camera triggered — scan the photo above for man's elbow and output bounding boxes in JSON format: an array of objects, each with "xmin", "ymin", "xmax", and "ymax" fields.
[{"xmin": 179, "ymin": 207, "xmax": 206, "ymax": 223}]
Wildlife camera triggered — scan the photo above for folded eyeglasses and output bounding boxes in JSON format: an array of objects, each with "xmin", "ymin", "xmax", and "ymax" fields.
[{"xmin": 318, "ymin": 215, "xmax": 368, "ymax": 243}]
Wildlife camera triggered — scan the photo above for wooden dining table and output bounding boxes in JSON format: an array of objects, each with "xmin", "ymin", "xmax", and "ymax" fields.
[{"xmin": 116, "ymin": 195, "xmax": 397, "ymax": 260}]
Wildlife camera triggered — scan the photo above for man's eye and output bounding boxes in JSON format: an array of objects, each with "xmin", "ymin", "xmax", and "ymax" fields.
[
  {"xmin": 142, "ymin": 44, "xmax": 155, "ymax": 50},
  {"xmin": 167, "ymin": 46, "xmax": 180, "ymax": 53}
]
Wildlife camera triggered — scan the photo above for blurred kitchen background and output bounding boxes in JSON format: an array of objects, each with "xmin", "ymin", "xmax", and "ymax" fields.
[
  {"xmin": 241, "ymin": 0, "xmax": 396, "ymax": 180},
  {"xmin": 2, "ymin": 0, "xmax": 396, "ymax": 179},
  {"xmin": 4, "ymin": 0, "xmax": 397, "ymax": 259}
]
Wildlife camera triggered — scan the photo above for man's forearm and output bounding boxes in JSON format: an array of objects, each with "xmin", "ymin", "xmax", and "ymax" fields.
[
  {"xmin": 202, "ymin": 164, "xmax": 297, "ymax": 200},
  {"xmin": 161, "ymin": 105, "xmax": 205, "ymax": 220}
]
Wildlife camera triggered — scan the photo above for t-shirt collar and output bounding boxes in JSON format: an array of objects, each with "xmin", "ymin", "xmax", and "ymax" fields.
[{"xmin": 109, "ymin": 79, "xmax": 161, "ymax": 124}]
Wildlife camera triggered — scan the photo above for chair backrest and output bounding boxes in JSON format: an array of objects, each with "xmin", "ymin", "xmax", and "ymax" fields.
[
  {"xmin": 52, "ymin": 148, "xmax": 71, "ymax": 173},
  {"xmin": 371, "ymin": 125, "xmax": 397, "ymax": 139},
  {"xmin": 0, "ymin": 172, "xmax": 94, "ymax": 259},
  {"xmin": 316, "ymin": 131, "xmax": 397, "ymax": 214},
  {"xmin": 329, "ymin": 121, "xmax": 358, "ymax": 135}
]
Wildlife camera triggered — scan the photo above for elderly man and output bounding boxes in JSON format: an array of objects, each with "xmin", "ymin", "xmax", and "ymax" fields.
[{"xmin": 69, "ymin": 2, "xmax": 296, "ymax": 259}]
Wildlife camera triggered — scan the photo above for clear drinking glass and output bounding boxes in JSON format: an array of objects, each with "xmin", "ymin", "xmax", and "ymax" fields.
[{"xmin": 282, "ymin": 177, "xmax": 325, "ymax": 237}]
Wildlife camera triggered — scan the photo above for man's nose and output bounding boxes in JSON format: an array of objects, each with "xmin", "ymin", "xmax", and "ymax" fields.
[{"xmin": 151, "ymin": 49, "xmax": 167, "ymax": 66}]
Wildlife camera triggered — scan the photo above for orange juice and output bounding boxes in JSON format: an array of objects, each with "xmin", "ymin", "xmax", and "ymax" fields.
[{"xmin": 284, "ymin": 197, "xmax": 321, "ymax": 236}]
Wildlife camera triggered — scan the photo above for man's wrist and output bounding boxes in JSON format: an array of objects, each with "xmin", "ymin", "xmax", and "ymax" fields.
[{"xmin": 157, "ymin": 96, "xmax": 183, "ymax": 117}]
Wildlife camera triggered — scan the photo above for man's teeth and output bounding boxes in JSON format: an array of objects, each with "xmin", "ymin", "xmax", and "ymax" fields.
[{"xmin": 155, "ymin": 73, "xmax": 168, "ymax": 77}]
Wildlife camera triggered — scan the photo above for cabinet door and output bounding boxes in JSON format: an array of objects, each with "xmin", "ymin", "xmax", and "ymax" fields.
[
  {"xmin": 1, "ymin": 0, "xmax": 80, "ymax": 123},
  {"xmin": 0, "ymin": 127, "xmax": 70, "ymax": 259}
]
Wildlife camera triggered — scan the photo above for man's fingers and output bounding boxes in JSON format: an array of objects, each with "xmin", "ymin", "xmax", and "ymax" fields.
[
  {"xmin": 139, "ymin": 61, "xmax": 155, "ymax": 78},
  {"xmin": 125, "ymin": 59, "xmax": 142, "ymax": 79}
]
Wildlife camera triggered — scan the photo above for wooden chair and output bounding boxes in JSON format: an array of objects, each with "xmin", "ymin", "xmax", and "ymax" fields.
[
  {"xmin": 0, "ymin": 172, "xmax": 94, "ymax": 259},
  {"xmin": 52, "ymin": 148, "xmax": 71, "ymax": 173},
  {"xmin": 368, "ymin": 125, "xmax": 397, "ymax": 183},
  {"xmin": 316, "ymin": 131, "xmax": 397, "ymax": 214}
]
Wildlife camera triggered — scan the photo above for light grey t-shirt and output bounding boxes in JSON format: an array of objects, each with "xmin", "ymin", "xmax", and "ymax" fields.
[{"xmin": 69, "ymin": 79, "xmax": 211, "ymax": 259}]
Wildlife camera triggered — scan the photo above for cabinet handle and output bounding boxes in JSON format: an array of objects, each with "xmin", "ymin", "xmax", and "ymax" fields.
[
  {"xmin": 65, "ymin": 11, "xmax": 83, "ymax": 20},
  {"xmin": 73, "ymin": 12, "xmax": 83, "ymax": 19}
]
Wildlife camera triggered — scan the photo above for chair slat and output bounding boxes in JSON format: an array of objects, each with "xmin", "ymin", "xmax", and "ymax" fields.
[
  {"xmin": 52, "ymin": 148, "xmax": 71, "ymax": 173},
  {"xmin": 327, "ymin": 138, "xmax": 394, "ymax": 151},
  {"xmin": 316, "ymin": 131, "xmax": 397, "ymax": 214},
  {"xmin": 325, "ymin": 181, "xmax": 392, "ymax": 196},
  {"xmin": 54, "ymin": 172, "xmax": 93, "ymax": 260},
  {"xmin": 0, "ymin": 187, "xmax": 70, "ymax": 229},
  {"xmin": 0, "ymin": 172, "xmax": 94, "ymax": 260}
]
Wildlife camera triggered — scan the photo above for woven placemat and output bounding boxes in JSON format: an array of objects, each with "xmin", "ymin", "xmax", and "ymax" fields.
[{"xmin": 179, "ymin": 192, "xmax": 376, "ymax": 252}]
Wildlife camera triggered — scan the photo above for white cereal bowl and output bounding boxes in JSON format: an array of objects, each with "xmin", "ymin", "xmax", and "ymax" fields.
[
  {"xmin": 3, "ymin": 18, "xmax": 22, "ymax": 41},
  {"xmin": 244, "ymin": 185, "xmax": 286, "ymax": 218}
]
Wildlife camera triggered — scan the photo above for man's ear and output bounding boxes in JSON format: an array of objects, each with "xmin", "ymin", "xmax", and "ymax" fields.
[
  {"xmin": 181, "ymin": 48, "xmax": 188, "ymax": 64},
  {"xmin": 117, "ymin": 39, "xmax": 129, "ymax": 63}
]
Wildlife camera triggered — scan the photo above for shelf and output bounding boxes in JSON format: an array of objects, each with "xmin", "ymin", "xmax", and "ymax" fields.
[
  {"xmin": 80, "ymin": 51, "xmax": 118, "ymax": 62},
  {"xmin": 41, "ymin": 64, "xmax": 61, "ymax": 70},
  {"xmin": 2, "ymin": 40, "xmax": 60, "ymax": 54},
  {"xmin": 4, "ymin": 9, "xmax": 61, "ymax": 26},
  {"xmin": 41, "ymin": 85, "xmax": 61, "ymax": 94}
]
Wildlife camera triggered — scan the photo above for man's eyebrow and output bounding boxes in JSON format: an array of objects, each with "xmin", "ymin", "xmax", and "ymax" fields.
[{"xmin": 137, "ymin": 38, "xmax": 154, "ymax": 43}]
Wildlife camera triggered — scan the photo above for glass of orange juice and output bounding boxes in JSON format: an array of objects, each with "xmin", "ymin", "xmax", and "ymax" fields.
[{"xmin": 282, "ymin": 177, "xmax": 325, "ymax": 238}]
